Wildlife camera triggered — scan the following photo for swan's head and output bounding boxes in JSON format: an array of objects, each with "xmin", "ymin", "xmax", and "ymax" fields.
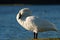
[{"xmin": 18, "ymin": 8, "xmax": 32, "ymax": 19}]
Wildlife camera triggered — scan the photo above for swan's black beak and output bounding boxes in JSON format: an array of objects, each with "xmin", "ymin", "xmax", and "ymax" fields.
[{"xmin": 19, "ymin": 13, "xmax": 22, "ymax": 19}]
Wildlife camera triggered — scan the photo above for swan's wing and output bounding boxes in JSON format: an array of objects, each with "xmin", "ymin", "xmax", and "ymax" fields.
[
  {"xmin": 33, "ymin": 16, "xmax": 57, "ymax": 31},
  {"xmin": 26, "ymin": 16, "xmax": 57, "ymax": 32}
]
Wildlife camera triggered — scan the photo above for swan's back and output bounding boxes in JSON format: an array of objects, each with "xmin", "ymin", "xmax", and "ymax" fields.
[{"xmin": 26, "ymin": 16, "xmax": 57, "ymax": 32}]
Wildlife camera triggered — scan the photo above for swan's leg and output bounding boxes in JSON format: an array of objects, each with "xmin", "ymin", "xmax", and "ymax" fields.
[{"xmin": 34, "ymin": 32, "xmax": 38, "ymax": 39}]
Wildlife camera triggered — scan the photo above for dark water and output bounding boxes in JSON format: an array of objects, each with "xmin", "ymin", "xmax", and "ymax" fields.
[{"xmin": 0, "ymin": 5, "xmax": 60, "ymax": 40}]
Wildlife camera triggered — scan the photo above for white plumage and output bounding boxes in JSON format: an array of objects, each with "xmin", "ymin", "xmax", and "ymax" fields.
[{"xmin": 16, "ymin": 8, "xmax": 57, "ymax": 39}]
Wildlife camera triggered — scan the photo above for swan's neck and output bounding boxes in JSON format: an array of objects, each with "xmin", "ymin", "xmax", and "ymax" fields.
[
  {"xmin": 16, "ymin": 13, "xmax": 31, "ymax": 26},
  {"xmin": 16, "ymin": 13, "xmax": 32, "ymax": 30},
  {"xmin": 16, "ymin": 13, "xmax": 25, "ymax": 25}
]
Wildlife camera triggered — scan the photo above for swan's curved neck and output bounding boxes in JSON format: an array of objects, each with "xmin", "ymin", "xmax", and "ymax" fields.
[
  {"xmin": 16, "ymin": 13, "xmax": 31, "ymax": 26},
  {"xmin": 16, "ymin": 13, "xmax": 28, "ymax": 30},
  {"xmin": 16, "ymin": 13, "xmax": 26, "ymax": 26},
  {"xmin": 16, "ymin": 13, "xmax": 20, "ymax": 21}
]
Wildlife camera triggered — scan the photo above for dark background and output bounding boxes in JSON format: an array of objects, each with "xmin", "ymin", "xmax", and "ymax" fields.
[{"xmin": 0, "ymin": 0, "xmax": 60, "ymax": 5}]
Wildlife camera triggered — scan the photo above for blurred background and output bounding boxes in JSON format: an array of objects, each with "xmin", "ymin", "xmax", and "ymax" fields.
[
  {"xmin": 0, "ymin": 0, "xmax": 60, "ymax": 40},
  {"xmin": 0, "ymin": 4, "xmax": 60, "ymax": 40}
]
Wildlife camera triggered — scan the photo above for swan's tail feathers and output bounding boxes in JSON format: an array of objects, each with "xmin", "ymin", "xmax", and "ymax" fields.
[
  {"xmin": 53, "ymin": 28, "xmax": 57, "ymax": 32},
  {"xmin": 51, "ymin": 23, "xmax": 57, "ymax": 32}
]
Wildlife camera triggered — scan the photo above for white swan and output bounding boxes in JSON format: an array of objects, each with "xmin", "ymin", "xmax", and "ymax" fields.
[{"xmin": 16, "ymin": 8, "xmax": 57, "ymax": 39}]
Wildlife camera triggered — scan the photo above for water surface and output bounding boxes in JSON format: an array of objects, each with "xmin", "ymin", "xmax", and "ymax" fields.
[{"xmin": 0, "ymin": 5, "xmax": 60, "ymax": 40}]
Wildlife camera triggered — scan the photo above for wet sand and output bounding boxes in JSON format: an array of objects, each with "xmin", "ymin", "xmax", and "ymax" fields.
[{"xmin": 32, "ymin": 38, "xmax": 60, "ymax": 40}]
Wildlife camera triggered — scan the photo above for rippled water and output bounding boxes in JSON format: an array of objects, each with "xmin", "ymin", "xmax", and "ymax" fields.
[{"xmin": 0, "ymin": 5, "xmax": 60, "ymax": 40}]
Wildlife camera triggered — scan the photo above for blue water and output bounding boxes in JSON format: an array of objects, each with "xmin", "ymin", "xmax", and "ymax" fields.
[{"xmin": 0, "ymin": 5, "xmax": 60, "ymax": 40}]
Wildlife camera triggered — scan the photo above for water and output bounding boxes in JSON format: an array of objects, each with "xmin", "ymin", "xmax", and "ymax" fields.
[{"xmin": 0, "ymin": 5, "xmax": 60, "ymax": 40}]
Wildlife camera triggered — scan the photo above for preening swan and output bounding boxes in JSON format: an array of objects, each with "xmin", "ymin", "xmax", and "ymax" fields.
[{"xmin": 16, "ymin": 8, "xmax": 57, "ymax": 39}]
